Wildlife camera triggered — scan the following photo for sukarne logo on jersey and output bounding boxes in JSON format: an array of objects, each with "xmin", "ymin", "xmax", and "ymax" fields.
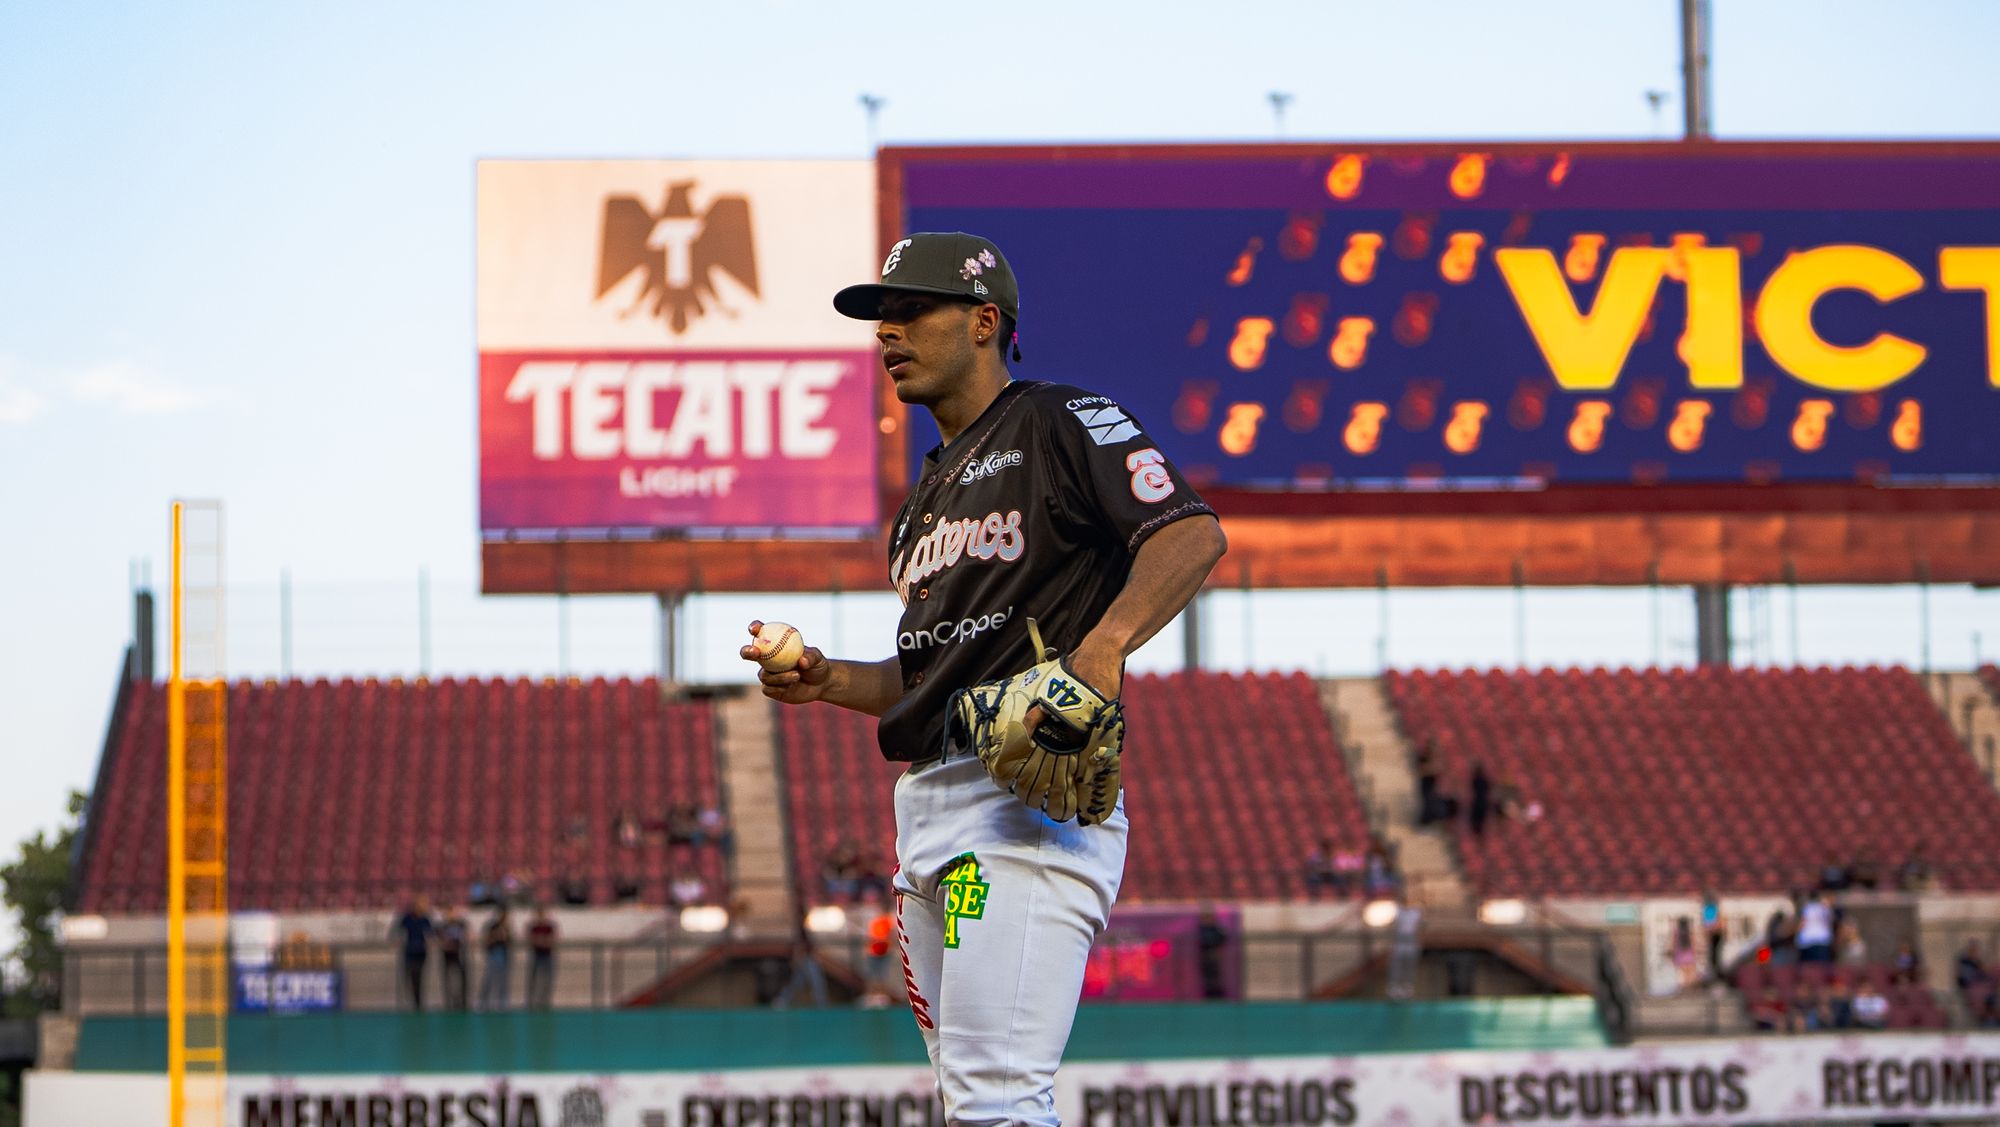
[
  {"xmin": 890, "ymin": 510, "xmax": 1025, "ymax": 603},
  {"xmin": 900, "ymin": 606, "xmax": 1013, "ymax": 652},
  {"xmin": 597, "ymin": 180, "xmax": 759, "ymax": 334},
  {"xmin": 959, "ymin": 449, "xmax": 1023, "ymax": 485},
  {"xmin": 1067, "ymin": 396, "xmax": 1140, "ymax": 445}
]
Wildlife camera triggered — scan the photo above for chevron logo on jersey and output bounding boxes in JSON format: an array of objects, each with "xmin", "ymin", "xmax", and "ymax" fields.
[{"xmin": 1068, "ymin": 398, "xmax": 1140, "ymax": 445}]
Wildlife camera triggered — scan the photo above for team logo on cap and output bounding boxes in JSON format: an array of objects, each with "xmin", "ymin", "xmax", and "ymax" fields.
[
  {"xmin": 882, "ymin": 238, "xmax": 913, "ymax": 276},
  {"xmin": 596, "ymin": 181, "xmax": 759, "ymax": 334}
]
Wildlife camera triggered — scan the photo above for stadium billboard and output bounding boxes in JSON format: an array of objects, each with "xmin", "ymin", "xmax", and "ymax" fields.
[
  {"xmin": 888, "ymin": 144, "xmax": 2000, "ymax": 493},
  {"xmin": 29, "ymin": 1032, "xmax": 2000, "ymax": 1126},
  {"xmin": 477, "ymin": 161, "xmax": 880, "ymax": 534}
]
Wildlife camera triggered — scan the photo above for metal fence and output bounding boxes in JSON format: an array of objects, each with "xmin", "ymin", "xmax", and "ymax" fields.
[{"xmin": 64, "ymin": 923, "xmax": 1633, "ymax": 1024}]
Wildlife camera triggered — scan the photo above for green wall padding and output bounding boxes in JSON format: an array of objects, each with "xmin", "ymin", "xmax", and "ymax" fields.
[{"xmin": 74, "ymin": 997, "xmax": 1605, "ymax": 1074}]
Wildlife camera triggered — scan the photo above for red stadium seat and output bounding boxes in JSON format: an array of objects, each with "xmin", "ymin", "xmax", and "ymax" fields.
[{"xmin": 75, "ymin": 677, "xmax": 726, "ymax": 914}]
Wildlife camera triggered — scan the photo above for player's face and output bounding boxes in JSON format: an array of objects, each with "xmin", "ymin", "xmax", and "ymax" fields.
[{"xmin": 876, "ymin": 293, "xmax": 980, "ymax": 406}]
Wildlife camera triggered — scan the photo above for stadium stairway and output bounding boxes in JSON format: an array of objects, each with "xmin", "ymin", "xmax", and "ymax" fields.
[
  {"xmin": 1925, "ymin": 671, "xmax": 2000, "ymax": 789},
  {"xmin": 1323, "ymin": 677, "xmax": 1470, "ymax": 912},
  {"xmin": 716, "ymin": 692, "xmax": 795, "ymax": 933}
]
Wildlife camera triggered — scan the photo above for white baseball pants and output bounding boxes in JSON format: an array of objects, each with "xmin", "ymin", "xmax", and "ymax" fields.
[{"xmin": 892, "ymin": 754, "xmax": 1129, "ymax": 1127}]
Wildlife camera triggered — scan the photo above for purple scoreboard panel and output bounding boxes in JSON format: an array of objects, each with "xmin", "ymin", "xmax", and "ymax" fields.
[{"xmin": 891, "ymin": 144, "xmax": 2000, "ymax": 494}]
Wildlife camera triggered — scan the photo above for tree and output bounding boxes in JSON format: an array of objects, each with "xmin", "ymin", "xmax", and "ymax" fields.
[{"xmin": 2, "ymin": 791, "xmax": 85, "ymax": 1017}]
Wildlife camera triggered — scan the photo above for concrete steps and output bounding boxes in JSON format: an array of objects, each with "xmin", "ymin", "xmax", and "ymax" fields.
[
  {"xmin": 1923, "ymin": 672, "xmax": 2000, "ymax": 789},
  {"xmin": 715, "ymin": 692, "xmax": 794, "ymax": 934},
  {"xmin": 1322, "ymin": 677, "xmax": 1470, "ymax": 911}
]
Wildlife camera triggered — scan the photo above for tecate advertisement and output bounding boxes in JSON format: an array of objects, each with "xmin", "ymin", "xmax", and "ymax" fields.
[{"xmin": 477, "ymin": 161, "xmax": 880, "ymax": 532}]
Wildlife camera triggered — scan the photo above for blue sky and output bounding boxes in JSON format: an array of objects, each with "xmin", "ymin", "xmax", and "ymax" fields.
[{"xmin": 3, "ymin": 0, "xmax": 2000, "ymax": 861}]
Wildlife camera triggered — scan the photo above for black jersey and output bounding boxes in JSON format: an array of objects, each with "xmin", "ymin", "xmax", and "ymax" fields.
[{"xmin": 877, "ymin": 381, "xmax": 1213, "ymax": 762}]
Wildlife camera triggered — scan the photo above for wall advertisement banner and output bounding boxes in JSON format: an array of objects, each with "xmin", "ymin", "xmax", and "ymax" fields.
[
  {"xmin": 29, "ymin": 1031, "xmax": 2000, "ymax": 1127},
  {"xmin": 476, "ymin": 160, "xmax": 880, "ymax": 533}
]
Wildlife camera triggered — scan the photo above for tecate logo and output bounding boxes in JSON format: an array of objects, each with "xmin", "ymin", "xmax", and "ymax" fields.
[
  {"xmin": 959, "ymin": 449, "xmax": 1024, "ymax": 485},
  {"xmin": 899, "ymin": 606, "xmax": 1013, "ymax": 651}
]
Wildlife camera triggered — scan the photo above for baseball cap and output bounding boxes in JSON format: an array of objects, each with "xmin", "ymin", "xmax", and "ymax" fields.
[{"xmin": 833, "ymin": 231, "xmax": 1020, "ymax": 325}]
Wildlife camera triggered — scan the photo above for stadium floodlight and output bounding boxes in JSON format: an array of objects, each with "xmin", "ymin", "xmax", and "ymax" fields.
[
  {"xmin": 1362, "ymin": 899, "xmax": 1399, "ymax": 928},
  {"xmin": 679, "ymin": 905, "xmax": 731, "ymax": 933},
  {"xmin": 1478, "ymin": 899, "xmax": 1528, "ymax": 927},
  {"xmin": 805, "ymin": 905, "xmax": 848, "ymax": 934}
]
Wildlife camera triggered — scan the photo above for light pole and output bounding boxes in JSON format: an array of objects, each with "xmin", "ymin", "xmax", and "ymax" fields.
[
  {"xmin": 1267, "ymin": 91, "xmax": 1293, "ymax": 139},
  {"xmin": 859, "ymin": 93, "xmax": 886, "ymax": 151},
  {"xmin": 1644, "ymin": 89, "xmax": 1669, "ymax": 138}
]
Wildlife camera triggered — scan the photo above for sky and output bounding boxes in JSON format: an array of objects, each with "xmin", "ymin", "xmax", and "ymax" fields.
[{"xmin": 3, "ymin": 0, "xmax": 2000, "ymax": 866}]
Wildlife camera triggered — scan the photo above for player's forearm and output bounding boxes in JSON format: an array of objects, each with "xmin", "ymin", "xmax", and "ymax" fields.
[
  {"xmin": 1081, "ymin": 515, "xmax": 1228, "ymax": 662},
  {"xmin": 821, "ymin": 656, "xmax": 905, "ymax": 717}
]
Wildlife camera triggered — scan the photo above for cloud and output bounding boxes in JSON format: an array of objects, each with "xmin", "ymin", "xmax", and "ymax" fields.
[
  {"xmin": 0, "ymin": 358, "xmax": 48, "ymax": 424},
  {"xmin": 63, "ymin": 361, "xmax": 211, "ymax": 414}
]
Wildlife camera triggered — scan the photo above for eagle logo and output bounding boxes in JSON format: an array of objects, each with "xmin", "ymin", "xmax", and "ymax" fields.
[{"xmin": 597, "ymin": 181, "xmax": 759, "ymax": 333}]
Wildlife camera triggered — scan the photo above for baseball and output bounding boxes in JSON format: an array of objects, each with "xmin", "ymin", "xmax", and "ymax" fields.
[{"xmin": 754, "ymin": 621, "xmax": 805, "ymax": 672}]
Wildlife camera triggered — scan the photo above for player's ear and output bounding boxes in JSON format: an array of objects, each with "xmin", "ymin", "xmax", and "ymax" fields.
[{"xmin": 972, "ymin": 303, "xmax": 1000, "ymax": 346}]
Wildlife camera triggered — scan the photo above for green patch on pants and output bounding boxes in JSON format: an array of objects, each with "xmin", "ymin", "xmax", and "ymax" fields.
[{"xmin": 940, "ymin": 853, "xmax": 989, "ymax": 949}]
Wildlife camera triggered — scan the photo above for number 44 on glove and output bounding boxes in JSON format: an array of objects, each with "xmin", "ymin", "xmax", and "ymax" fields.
[{"xmin": 947, "ymin": 618, "xmax": 1125, "ymax": 826}]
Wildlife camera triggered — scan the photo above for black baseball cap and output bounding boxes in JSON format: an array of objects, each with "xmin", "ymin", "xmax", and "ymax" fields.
[{"xmin": 833, "ymin": 231, "xmax": 1020, "ymax": 324}]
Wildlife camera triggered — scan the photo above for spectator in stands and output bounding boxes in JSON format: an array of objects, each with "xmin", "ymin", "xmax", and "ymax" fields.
[
  {"xmin": 670, "ymin": 870, "xmax": 708, "ymax": 908},
  {"xmin": 1826, "ymin": 978, "xmax": 1856, "ymax": 1029},
  {"xmin": 665, "ymin": 803, "xmax": 701, "ymax": 847},
  {"xmin": 437, "ymin": 904, "xmax": 470, "ymax": 1011},
  {"xmin": 1304, "ymin": 838, "xmax": 1343, "ymax": 899},
  {"xmin": 1468, "ymin": 763, "xmax": 1493, "ymax": 838},
  {"xmin": 821, "ymin": 839, "xmax": 863, "ymax": 901},
  {"xmin": 1897, "ymin": 846, "xmax": 1935, "ymax": 892},
  {"xmin": 557, "ymin": 842, "xmax": 590, "ymax": 906},
  {"xmin": 1386, "ymin": 894, "xmax": 1423, "ymax": 1001},
  {"xmin": 1796, "ymin": 892, "xmax": 1836, "ymax": 964},
  {"xmin": 612, "ymin": 872, "xmax": 641, "ymax": 904},
  {"xmin": 1892, "ymin": 940, "xmax": 1924, "ymax": 985},
  {"xmin": 861, "ymin": 892, "xmax": 895, "ymax": 1003},
  {"xmin": 1701, "ymin": 892, "xmax": 1726, "ymax": 981},
  {"xmin": 1748, "ymin": 987, "xmax": 1787, "ymax": 1032},
  {"xmin": 1852, "ymin": 981, "xmax": 1890, "ymax": 1029},
  {"xmin": 527, "ymin": 905, "xmax": 559, "ymax": 1010},
  {"xmin": 615, "ymin": 809, "xmax": 643, "ymax": 850},
  {"xmin": 1817, "ymin": 854, "xmax": 1850, "ymax": 893},
  {"xmin": 1670, "ymin": 916, "xmax": 1699, "ymax": 991},
  {"xmin": 390, "ymin": 895, "xmax": 435, "ymax": 1011},
  {"xmin": 479, "ymin": 905, "xmax": 513, "ymax": 1010},
  {"xmin": 1415, "ymin": 741, "xmax": 1446, "ymax": 826},
  {"xmin": 774, "ymin": 921, "xmax": 830, "ymax": 1009},
  {"xmin": 564, "ymin": 813, "xmax": 590, "ymax": 849},
  {"xmin": 1765, "ymin": 908, "xmax": 1798, "ymax": 967},
  {"xmin": 1955, "ymin": 940, "xmax": 1993, "ymax": 993},
  {"xmin": 1847, "ymin": 850, "xmax": 1880, "ymax": 892},
  {"xmin": 1363, "ymin": 837, "xmax": 1401, "ymax": 898},
  {"xmin": 1197, "ymin": 906, "xmax": 1231, "ymax": 1000},
  {"xmin": 696, "ymin": 804, "xmax": 733, "ymax": 854},
  {"xmin": 1795, "ymin": 982, "xmax": 1833, "ymax": 1031},
  {"xmin": 1835, "ymin": 920, "xmax": 1868, "ymax": 967}
]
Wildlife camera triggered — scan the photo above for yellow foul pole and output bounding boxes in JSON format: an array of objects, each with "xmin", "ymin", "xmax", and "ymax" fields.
[{"xmin": 167, "ymin": 503, "xmax": 187, "ymax": 1127}]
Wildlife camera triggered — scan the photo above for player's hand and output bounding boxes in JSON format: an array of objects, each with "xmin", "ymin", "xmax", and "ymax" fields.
[
  {"xmin": 741, "ymin": 620, "xmax": 832, "ymax": 705},
  {"xmin": 1025, "ymin": 640, "xmax": 1123, "ymax": 734}
]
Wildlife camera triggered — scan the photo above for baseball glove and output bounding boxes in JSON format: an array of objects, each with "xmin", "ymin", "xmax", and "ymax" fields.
[{"xmin": 947, "ymin": 618, "xmax": 1124, "ymax": 825}]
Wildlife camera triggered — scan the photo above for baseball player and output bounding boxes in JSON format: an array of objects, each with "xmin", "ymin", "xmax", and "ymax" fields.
[{"xmin": 743, "ymin": 232, "xmax": 1226, "ymax": 1126}]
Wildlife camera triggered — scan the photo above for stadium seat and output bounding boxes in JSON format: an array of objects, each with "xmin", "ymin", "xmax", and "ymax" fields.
[{"xmin": 75, "ymin": 677, "xmax": 728, "ymax": 914}]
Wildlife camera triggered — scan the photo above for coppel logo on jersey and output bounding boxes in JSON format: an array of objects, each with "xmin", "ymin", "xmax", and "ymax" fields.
[{"xmin": 899, "ymin": 606, "xmax": 1014, "ymax": 651}]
